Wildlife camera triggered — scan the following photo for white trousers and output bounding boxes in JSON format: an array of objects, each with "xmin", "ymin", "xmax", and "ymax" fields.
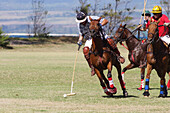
[
  {"xmin": 85, "ymin": 39, "xmax": 92, "ymax": 49},
  {"xmin": 160, "ymin": 35, "xmax": 170, "ymax": 44}
]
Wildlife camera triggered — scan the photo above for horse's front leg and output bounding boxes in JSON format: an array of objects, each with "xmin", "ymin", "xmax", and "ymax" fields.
[
  {"xmin": 143, "ymin": 63, "xmax": 152, "ymax": 97},
  {"xmin": 106, "ymin": 61, "xmax": 117, "ymax": 94},
  {"xmin": 94, "ymin": 68, "xmax": 111, "ymax": 96},
  {"xmin": 115, "ymin": 61, "xmax": 128, "ymax": 97},
  {"xmin": 157, "ymin": 67, "xmax": 168, "ymax": 97},
  {"xmin": 138, "ymin": 68, "xmax": 145, "ymax": 90}
]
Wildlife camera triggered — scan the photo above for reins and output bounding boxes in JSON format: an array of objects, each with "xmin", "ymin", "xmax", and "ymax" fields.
[{"xmin": 114, "ymin": 26, "xmax": 141, "ymax": 50}]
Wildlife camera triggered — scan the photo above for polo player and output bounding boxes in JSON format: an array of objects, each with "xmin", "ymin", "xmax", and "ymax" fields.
[
  {"xmin": 145, "ymin": 6, "xmax": 170, "ymax": 63},
  {"xmin": 75, "ymin": 12, "xmax": 125, "ymax": 76}
]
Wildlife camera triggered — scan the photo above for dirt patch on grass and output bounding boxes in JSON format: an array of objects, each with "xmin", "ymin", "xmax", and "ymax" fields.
[{"xmin": 0, "ymin": 98, "xmax": 169, "ymax": 112}]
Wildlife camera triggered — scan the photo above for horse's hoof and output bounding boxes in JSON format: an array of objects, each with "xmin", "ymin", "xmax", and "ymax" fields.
[
  {"xmin": 105, "ymin": 91, "xmax": 111, "ymax": 96},
  {"xmin": 137, "ymin": 87, "xmax": 143, "ymax": 91},
  {"xmin": 143, "ymin": 91, "xmax": 150, "ymax": 97},
  {"xmin": 123, "ymin": 90, "xmax": 128, "ymax": 97},
  {"xmin": 108, "ymin": 87, "xmax": 117, "ymax": 94},
  {"xmin": 158, "ymin": 94, "xmax": 166, "ymax": 98},
  {"xmin": 91, "ymin": 67, "xmax": 96, "ymax": 76}
]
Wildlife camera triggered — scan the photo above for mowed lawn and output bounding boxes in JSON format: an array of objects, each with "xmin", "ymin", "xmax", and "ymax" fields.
[{"xmin": 0, "ymin": 42, "xmax": 170, "ymax": 112}]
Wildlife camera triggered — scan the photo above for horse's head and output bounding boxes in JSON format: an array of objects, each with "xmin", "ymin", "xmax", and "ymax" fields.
[
  {"xmin": 147, "ymin": 22, "xmax": 159, "ymax": 43},
  {"xmin": 89, "ymin": 16, "xmax": 102, "ymax": 37},
  {"xmin": 114, "ymin": 24, "xmax": 127, "ymax": 43}
]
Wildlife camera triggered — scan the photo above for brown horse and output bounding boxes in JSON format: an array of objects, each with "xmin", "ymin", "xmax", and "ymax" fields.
[
  {"xmin": 113, "ymin": 24, "xmax": 149, "ymax": 90},
  {"xmin": 143, "ymin": 22, "xmax": 170, "ymax": 97},
  {"xmin": 89, "ymin": 17, "xmax": 128, "ymax": 97}
]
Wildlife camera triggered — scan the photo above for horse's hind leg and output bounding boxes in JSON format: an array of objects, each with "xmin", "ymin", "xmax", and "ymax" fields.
[
  {"xmin": 94, "ymin": 68, "xmax": 111, "ymax": 96},
  {"xmin": 137, "ymin": 68, "xmax": 145, "ymax": 90},
  {"xmin": 115, "ymin": 61, "xmax": 128, "ymax": 97},
  {"xmin": 121, "ymin": 63, "xmax": 135, "ymax": 81},
  {"xmin": 157, "ymin": 70, "xmax": 168, "ymax": 97}
]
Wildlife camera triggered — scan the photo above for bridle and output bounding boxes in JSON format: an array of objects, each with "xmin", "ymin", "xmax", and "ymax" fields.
[
  {"xmin": 114, "ymin": 26, "xmax": 138, "ymax": 44},
  {"xmin": 90, "ymin": 22, "xmax": 104, "ymax": 39}
]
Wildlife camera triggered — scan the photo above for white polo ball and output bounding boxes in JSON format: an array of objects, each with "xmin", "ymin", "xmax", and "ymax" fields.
[{"xmin": 63, "ymin": 94, "xmax": 67, "ymax": 98}]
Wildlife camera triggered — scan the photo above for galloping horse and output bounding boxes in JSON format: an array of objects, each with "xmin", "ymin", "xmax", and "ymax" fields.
[
  {"xmin": 89, "ymin": 17, "xmax": 128, "ymax": 96},
  {"xmin": 143, "ymin": 22, "xmax": 170, "ymax": 97},
  {"xmin": 113, "ymin": 24, "xmax": 149, "ymax": 90}
]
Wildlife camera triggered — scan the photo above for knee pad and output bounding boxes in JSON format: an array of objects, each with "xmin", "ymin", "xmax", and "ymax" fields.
[{"xmin": 83, "ymin": 47, "xmax": 89, "ymax": 56}]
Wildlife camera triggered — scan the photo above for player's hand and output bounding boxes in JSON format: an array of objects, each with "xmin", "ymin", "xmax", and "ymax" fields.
[
  {"xmin": 163, "ymin": 23, "xmax": 170, "ymax": 26},
  {"xmin": 77, "ymin": 40, "xmax": 82, "ymax": 46}
]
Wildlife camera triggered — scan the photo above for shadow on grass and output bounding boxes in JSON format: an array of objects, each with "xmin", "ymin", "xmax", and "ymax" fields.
[
  {"xmin": 102, "ymin": 95, "xmax": 139, "ymax": 98},
  {"xmin": 150, "ymin": 96, "xmax": 170, "ymax": 98},
  {"xmin": 132, "ymin": 87, "xmax": 160, "ymax": 90}
]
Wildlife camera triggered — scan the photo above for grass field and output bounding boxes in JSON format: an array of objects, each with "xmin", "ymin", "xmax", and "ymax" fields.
[{"xmin": 0, "ymin": 42, "xmax": 170, "ymax": 113}]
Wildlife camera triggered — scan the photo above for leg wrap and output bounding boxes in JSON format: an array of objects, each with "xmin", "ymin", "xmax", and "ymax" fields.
[
  {"xmin": 108, "ymin": 77, "xmax": 114, "ymax": 88},
  {"xmin": 160, "ymin": 85, "xmax": 164, "ymax": 95},
  {"xmin": 145, "ymin": 79, "xmax": 149, "ymax": 90},
  {"xmin": 83, "ymin": 47, "xmax": 90, "ymax": 59},
  {"xmin": 83, "ymin": 47, "xmax": 91, "ymax": 68},
  {"xmin": 102, "ymin": 86, "xmax": 111, "ymax": 95}
]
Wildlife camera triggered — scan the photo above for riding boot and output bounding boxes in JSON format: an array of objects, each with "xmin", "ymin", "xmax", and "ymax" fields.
[
  {"xmin": 107, "ymin": 38, "xmax": 125, "ymax": 64},
  {"xmin": 83, "ymin": 47, "xmax": 95, "ymax": 76},
  {"xmin": 114, "ymin": 48, "xmax": 125, "ymax": 64}
]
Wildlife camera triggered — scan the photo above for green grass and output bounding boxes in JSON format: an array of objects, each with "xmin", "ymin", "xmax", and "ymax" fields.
[{"xmin": 0, "ymin": 43, "xmax": 170, "ymax": 112}]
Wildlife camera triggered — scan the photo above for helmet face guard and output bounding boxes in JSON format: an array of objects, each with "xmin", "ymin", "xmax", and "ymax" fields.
[{"xmin": 76, "ymin": 12, "xmax": 87, "ymax": 23}]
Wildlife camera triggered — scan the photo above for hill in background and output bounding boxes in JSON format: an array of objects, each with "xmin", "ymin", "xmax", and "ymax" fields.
[{"xmin": 0, "ymin": 0, "xmax": 162, "ymax": 34}]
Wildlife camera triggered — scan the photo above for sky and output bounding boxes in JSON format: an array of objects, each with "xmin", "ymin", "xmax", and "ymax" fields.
[{"xmin": 0, "ymin": 0, "xmax": 164, "ymax": 33}]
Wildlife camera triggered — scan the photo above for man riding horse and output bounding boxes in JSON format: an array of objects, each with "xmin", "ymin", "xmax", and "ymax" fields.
[
  {"xmin": 145, "ymin": 5, "xmax": 170, "ymax": 60},
  {"xmin": 144, "ymin": 5, "xmax": 170, "ymax": 90},
  {"xmin": 75, "ymin": 12, "xmax": 125, "ymax": 76}
]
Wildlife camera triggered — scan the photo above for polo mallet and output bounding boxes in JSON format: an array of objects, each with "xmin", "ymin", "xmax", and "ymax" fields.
[
  {"xmin": 139, "ymin": 0, "xmax": 147, "ymax": 24},
  {"xmin": 63, "ymin": 45, "xmax": 81, "ymax": 97}
]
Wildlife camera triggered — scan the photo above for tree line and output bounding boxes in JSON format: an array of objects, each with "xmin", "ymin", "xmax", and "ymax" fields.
[
  {"xmin": 0, "ymin": 0, "xmax": 169, "ymax": 48},
  {"xmin": 75, "ymin": 0, "xmax": 170, "ymax": 35}
]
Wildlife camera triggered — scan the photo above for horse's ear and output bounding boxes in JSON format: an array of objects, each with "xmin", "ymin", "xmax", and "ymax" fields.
[
  {"xmin": 120, "ymin": 23, "xmax": 122, "ymax": 27},
  {"xmin": 123, "ymin": 24, "xmax": 127, "ymax": 28},
  {"xmin": 89, "ymin": 16, "xmax": 93, "ymax": 21},
  {"xmin": 97, "ymin": 17, "xmax": 102, "ymax": 21}
]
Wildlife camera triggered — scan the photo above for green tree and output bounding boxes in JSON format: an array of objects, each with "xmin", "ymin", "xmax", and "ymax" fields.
[
  {"xmin": 0, "ymin": 27, "xmax": 10, "ymax": 48},
  {"xmin": 75, "ymin": 0, "xmax": 135, "ymax": 35},
  {"xmin": 75, "ymin": 0, "xmax": 91, "ymax": 15},
  {"xmin": 101, "ymin": 0, "xmax": 135, "ymax": 35}
]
